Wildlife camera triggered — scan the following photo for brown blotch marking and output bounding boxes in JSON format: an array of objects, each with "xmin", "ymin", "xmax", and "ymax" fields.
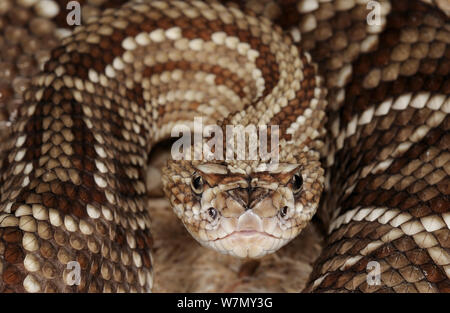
[
  {"xmin": 72, "ymin": 201, "xmax": 86, "ymax": 218},
  {"xmin": 336, "ymin": 115, "xmax": 447, "ymax": 216},
  {"xmin": 429, "ymin": 198, "xmax": 450, "ymax": 214},
  {"xmin": 2, "ymin": 228, "xmax": 23, "ymax": 243},
  {"xmin": 78, "ymin": 186, "xmax": 92, "ymax": 204},
  {"xmin": 115, "ymin": 227, "xmax": 125, "ymax": 245},
  {"xmin": 340, "ymin": 0, "xmax": 449, "ymax": 123},
  {"xmin": 60, "ymin": 99, "xmax": 110, "ymax": 216},
  {"xmin": 351, "ymin": 256, "xmax": 371, "ymax": 272},
  {"xmin": 405, "ymin": 249, "xmax": 432, "ymax": 265},
  {"xmin": 135, "ymin": 229, "xmax": 153, "ymax": 269},
  {"xmin": 76, "ymin": 252, "xmax": 90, "ymax": 270},
  {"xmin": 81, "ymin": 53, "xmax": 93, "ymax": 69},
  {"xmin": 115, "ymin": 164, "xmax": 138, "ymax": 197},
  {"xmin": 21, "ymin": 94, "xmax": 111, "ymax": 218},
  {"xmin": 142, "ymin": 251, "xmax": 151, "ymax": 269},
  {"xmin": 2, "ymin": 265, "xmax": 24, "ymax": 286},
  {"xmin": 57, "ymin": 196, "xmax": 71, "ymax": 213},
  {"xmin": 409, "ymin": 204, "xmax": 432, "ymax": 218},
  {"xmin": 268, "ymin": 59, "xmax": 317, "ymax": 140},
  {"xmin": 135, "ymin": 231, "xmax": 146, "ymax": 250},
  {"xmin": 420, "ymin": 263, "xmax": 446, "ymax": 283},
  {"xmin": 64, "ymin": 182, "xmax": 77, "ymax": 200},
  {"xmin": 28, "ymin": 108, "xmax": 48, "ymax": 157},
  {"xmin": 88, "ymin": 255, "xmax": 100, "ymax": 275},
  {"xmin": 334, "ymin": 271, "xmax": 354, "ymax": 289},
  {"xmin": 348, "ymin": 239, "xmax": 373, "ymax": 255},
  {"xmin": 50, "ymin": 182, "xmax": 64, "ymax": 196},
  {"xmin": 40, "ymin": 241, "xmax": 55, "ymax": 259},
  {"xmin": 65, "ymin": 63, "xmax": 77, "ymax": 76},
  {"xmin": 72, "ymin": 155, "xmax": 83, "ymax": 171},
  {"xmin": 273, "ymin": 1, "xmax": 301, "ymax": 30},
  {"xmin": 437, "ymin": 280, "xmax": 450, "ymax": 293},
  {"xmin": 393, "ymin": 236, "xmax": 416, "ymax": 252},
  {"xmin": 42, "ymin": 192, "xmax": 57, "ymax": 208},
  {"xmin": 82, "ymin": 172, "xmax": 95, "ymax": 188},
  {"xmin": 110, "ymin": 28, "xmax": 126, "ymax": 43},
  {"xmin": 91, "ymin": 189, "xmax": 106, "ymax": 204},
  {"xmin": 4, "ymin": 244, "xmax": 24, "ymax": 264},
  {"xmin": 318, "ymin": 271, "xmax": 340, "ymax": 289},
  {"xmin": 77, "ymin": 66, "xmax": 89, "ymax": 80},
  {"xmin": 373, "ymin": 243, "xmax": 396, "ymax": 259}
]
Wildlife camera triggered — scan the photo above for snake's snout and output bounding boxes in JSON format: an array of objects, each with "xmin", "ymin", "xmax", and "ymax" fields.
[{"xmin": 236, "ymin": 211, "xmax": 263, "ymax": 232}]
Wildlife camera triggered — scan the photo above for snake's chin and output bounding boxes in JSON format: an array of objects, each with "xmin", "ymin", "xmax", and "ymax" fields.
[
  {"xmin": 207, "ymin": 230, "xmax": 288, "ymax": 258},
  {"xmin": 189, "ymin": 211, "xmax": 292, "ymax": 258}
]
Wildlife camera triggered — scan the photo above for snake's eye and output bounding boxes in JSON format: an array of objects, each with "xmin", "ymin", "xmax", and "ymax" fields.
[
  {"xmin": 292, "ymin": 173, "xmax": 303, "ymax": 194},
  {"xmin": 280, "ymin": 206, "xmax": 289, "ymax": 218},
  {"xmin": 207, "ymin": 207, "xmax": 218, "ymax": 220},
  {"xmin": 191, "ymin": 174, "xmax": 203, "ymax": 194}
]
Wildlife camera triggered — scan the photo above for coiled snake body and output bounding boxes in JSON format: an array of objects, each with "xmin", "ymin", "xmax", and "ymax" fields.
[{"xmin": 0, "ymin": 0, "xmax": 448, "ymax": 292}]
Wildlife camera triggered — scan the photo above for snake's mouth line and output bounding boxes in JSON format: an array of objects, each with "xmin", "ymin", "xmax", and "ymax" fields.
[{"xmin": 212, "ymin": 230, "xmax": 280, "ymax": 242}]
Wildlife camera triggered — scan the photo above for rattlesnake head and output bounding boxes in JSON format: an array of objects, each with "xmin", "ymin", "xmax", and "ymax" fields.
[{"xmin": 162, "ymin": 156, "xmax": 324, "ymax": 258}]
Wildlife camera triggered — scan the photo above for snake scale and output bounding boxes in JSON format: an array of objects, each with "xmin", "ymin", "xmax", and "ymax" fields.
[{"xmin": 0, "ymin": 0, "xmax": 448, "ymax": 293}]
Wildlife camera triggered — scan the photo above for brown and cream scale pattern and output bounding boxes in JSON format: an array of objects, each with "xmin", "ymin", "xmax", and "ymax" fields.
[
  {"xmin": 238, "ymin": 0, "xmax": 449, "ymax": 292},
  {"xmin": 0, "ymin": 0, "xmax": 448, "ymax": 292},
  {"xmin": 0, "ymin": 0, "xmax": 323, "ymax": 292},
  {"xmin": 285, "ymin": 0, "xmax": 449, "ymax": 292}
]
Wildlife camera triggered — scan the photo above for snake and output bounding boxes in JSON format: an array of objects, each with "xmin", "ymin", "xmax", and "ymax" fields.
[{"xmin": 0, "ymin": 0, "xmax": 448, "ymax": 293}]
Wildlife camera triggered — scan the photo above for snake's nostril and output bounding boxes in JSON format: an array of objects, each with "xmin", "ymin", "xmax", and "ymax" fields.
[
  {"xmin": 208, "ymin": 207, "xmax": 218, "ymax": 219},
  {"xmin": 280, "ymin": 206, "xmax": 289, "ymax": 218}
]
